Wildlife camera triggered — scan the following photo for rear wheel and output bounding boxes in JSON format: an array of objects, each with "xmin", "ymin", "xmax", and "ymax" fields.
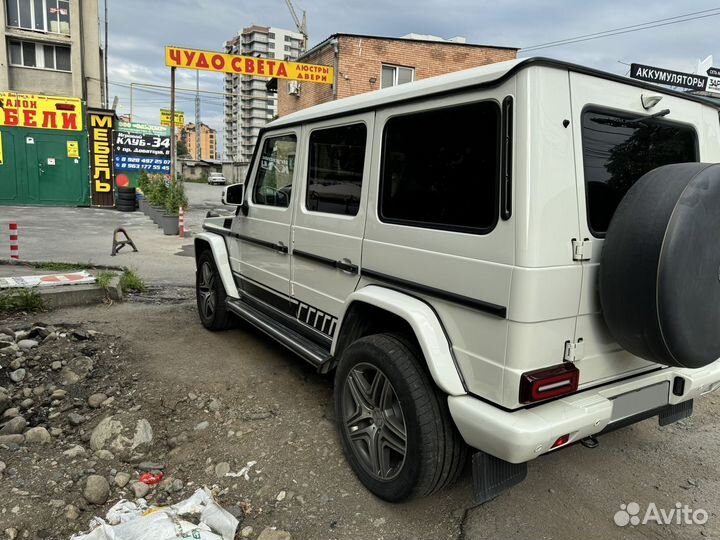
[
  {"xmin": 196, "ymin": 251, "xmax": 234, "ymax": 330},
  {"xmin": 334, "ymin": 333, "xmax": 466, "ymax": 501}
]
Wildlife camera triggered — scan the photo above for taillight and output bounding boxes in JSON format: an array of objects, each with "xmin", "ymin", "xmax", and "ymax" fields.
[{"xmin": 520, "ymin": 363, "xmax": 579, "ymax": 404}]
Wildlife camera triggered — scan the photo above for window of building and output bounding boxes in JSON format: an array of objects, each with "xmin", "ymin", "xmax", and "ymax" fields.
[
  {"xmin": 6, "ymin": 0, "xmax": 70, "ymax": 34},
  {"xmin": 268, "ymin": 32, "xmax": 275, "ymax": 39},
  {"xmin": 306, "ymin": 123, "xmax": 366, "ymax": 216},
  {"xmin": 252, "ymin": 134, "xmax": 297, "ymax": 208},
  {"xmin": 8, "ymin": 39, "xmax": 71, "ymax": 71},
  {"xmin": 381, "ymin": 64, "xmax": 415, "ymax": 88},
  {"xmin": 379, "ymin": 102, "xmax": 500, "ymax": 234},
  {"xmin": 581, "ymin": 109, "xmax": 698, "ymax": 236}
]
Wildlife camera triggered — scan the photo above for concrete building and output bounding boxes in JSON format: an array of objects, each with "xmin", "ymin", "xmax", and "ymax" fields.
[
  {"xmin": 224, "ymin": 25, "xmax": 304, "ymax": 162},
  {"xmin": 277, "ymin": 33, "xmax": 517, "ymax": 117},
  {"xmin": 182, "ymin": 122, "xmax": 217, "ymax": 161},
  {"xmin": 0, "ymin": 0, "xmax": 104, "ymax": 107}
]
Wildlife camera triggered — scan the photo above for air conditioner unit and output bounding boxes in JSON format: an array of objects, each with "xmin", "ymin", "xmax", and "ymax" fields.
[{"xmin": 288, "ymin": 81, "xmax": 300, "ymax": 96}]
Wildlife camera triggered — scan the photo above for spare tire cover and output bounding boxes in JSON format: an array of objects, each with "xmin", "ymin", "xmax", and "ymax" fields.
[{"xmin": 599, "ymin": 163, "xmax": 720, "ymax": 369}]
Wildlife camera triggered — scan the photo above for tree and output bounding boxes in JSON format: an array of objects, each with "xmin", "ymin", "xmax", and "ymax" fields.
[{"xmin": 177, "ymin": 139, "xmax": 189, "ymax": 158}]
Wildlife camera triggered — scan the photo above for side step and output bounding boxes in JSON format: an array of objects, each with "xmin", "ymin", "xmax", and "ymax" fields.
[{"xmin": 226, "ymin": 297, "xmax": 332, "ymax": 369}]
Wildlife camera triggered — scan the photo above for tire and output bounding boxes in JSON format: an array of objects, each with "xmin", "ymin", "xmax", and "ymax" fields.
[
  {"xmin": 334, "ymin": 333, "xmax": 466, "ymax": 502},
  {"xmin": 118, "ymin": 186, "xmax": 136, "ymax": 194},
  {"xmin": 117, "ymin": 192, "xmax": 136, "ymax": 201},
  {"xmin": 116, "ymin": 200, "xmax": 136, "ymax": 212},
  {"xmin": 600, "ymin": 163, "xmax": 720, "ymax": 369},
  {"xmin": 195, "ymin": 250, "xmax": 234, "ymax": 330}
]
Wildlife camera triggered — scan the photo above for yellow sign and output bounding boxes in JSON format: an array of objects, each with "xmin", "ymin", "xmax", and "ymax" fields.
[
  {"xmin": 0, "ymin": 92, "xmax": 83, "ymax": 131},
  {"xmin": 165, "ymin": 46, "xmax": 334, "ymax": 84},
  {"xmin": 160, "ymin": 109, "xmax": 185, "ymax": 127},
  {"xmin": 0, "ymin": 132, "xmax": 3, "ymax": 165},
  {"xmin": 67, "ymin": 141, "xmax": 79, "ymax": 158}
]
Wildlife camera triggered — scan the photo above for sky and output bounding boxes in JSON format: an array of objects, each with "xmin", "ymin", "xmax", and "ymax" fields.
[{"xmin": 105, "ymin": 0, "xmax": 720, "ymax": 157}]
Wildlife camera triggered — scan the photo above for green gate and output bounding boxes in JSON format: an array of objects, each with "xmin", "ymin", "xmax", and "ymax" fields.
[{"xmin": 0, "ymin": 126, "xmax": 89, "ymax": 206}]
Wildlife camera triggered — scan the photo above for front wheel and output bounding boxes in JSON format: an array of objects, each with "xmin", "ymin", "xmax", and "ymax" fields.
[
  {"xmin": 334, "ymin": 333, "xmax": 467, "ymax": 501},
  {"xmin": 196, "ymin": 251, "xmax": 234, "ymax": 330}
]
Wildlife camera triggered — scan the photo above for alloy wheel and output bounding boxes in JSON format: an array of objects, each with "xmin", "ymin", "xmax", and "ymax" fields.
[{"xmin": 342, "ymin": 362, "xmax": 407, "ymax": 481}]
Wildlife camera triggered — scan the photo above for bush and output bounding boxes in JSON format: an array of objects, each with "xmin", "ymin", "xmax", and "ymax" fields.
[
  {"xmin": 164, "ymin": 180, "xmax": 188, "ymax": 215},
  {"xmin": 137, "ymin": 170, "xmax": 150, "ymax": 194},
  {"xmin": 145, "ymin": 174, "xmax": 169, "ymax": 207}
]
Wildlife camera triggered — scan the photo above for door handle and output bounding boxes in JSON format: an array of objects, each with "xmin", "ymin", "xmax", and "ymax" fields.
[{"xmin": 336, "ymin": 258, "xmax": 358, "ymax": 274}]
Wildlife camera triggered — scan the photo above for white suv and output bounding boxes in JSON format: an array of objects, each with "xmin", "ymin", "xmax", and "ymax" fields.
[{"xmin": 195, "ymin": 58, "xmax": 720, "ymax": 503}]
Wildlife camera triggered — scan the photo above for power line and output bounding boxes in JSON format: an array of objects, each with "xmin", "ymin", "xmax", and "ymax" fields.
[{"xmin": 522, "ymin": 7, "xmax": 720, "ymax": 51}]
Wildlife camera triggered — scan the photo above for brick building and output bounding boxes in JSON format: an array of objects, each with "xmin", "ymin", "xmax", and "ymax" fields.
[{"xmin": 277, "ymin": 33, "xmax": 517, "ymax": 117}]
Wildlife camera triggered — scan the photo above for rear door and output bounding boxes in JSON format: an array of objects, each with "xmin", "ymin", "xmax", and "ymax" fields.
[
  {"xmin": 290, "ymin": 114, "xmax": 373, "ymax": 341},
  {"xmin": 569, "ymin": 72, "xmax": 704, "ymax": 385},
  {"xmin": 228, "ymin": 130, "xmax": 299, "ymax": 309}
]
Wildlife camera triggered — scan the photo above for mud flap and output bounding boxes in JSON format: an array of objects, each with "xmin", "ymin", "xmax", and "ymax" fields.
[
  {"xmin": 471, "ymin": 451, "xmax": 527, "ymax": 505},
  {"xmin": 658, "ymin": 399, "xmax": 693, "ymax": 426}
]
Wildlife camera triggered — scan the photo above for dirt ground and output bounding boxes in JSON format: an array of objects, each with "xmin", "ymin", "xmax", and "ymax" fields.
[{"xmin": 1, "ymin": 289, "xmax": 719, "ymax": 540}]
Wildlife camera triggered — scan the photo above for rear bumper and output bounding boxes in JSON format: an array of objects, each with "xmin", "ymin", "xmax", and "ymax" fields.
[{"xmin": 448, "ymin": 360, "xmax": 720, "ymax": 464}]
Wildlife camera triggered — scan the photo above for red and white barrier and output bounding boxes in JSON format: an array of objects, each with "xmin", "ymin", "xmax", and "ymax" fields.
[
  {"xmin": 179, "ymin": 207, "xmax": 185, "ymax": 239},
  {"xmin": 9, "ymin": 223, "xmax": 19, "ymax": 260}
]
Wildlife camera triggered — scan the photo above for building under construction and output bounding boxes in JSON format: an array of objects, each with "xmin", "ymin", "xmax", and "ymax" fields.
[{"xmin": 223, "ymin": 25, "xmax": 304, "ymax": 163}]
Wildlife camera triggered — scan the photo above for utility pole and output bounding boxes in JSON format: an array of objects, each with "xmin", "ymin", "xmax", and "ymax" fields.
[
  {"xmin": 170, "ymin": 67, "xmax": 176, "ymax": 182},
  {"xmin": 195, "ymin": 71, "xmax": 201, "ymax": 160},
  {"xmin": 104, "ymin": 0, "xmax": 109, "ymax": 109}
]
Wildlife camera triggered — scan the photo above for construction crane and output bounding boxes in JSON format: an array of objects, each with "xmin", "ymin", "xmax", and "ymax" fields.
[{"xmin": 284, "ymin": 0, "xmax": 308, "ymax": 51}]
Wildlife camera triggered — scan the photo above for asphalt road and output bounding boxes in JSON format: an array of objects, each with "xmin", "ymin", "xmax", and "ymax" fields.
[{"xmin": 0, "ymin": 182, "xmax": 227, "ymax": 286}]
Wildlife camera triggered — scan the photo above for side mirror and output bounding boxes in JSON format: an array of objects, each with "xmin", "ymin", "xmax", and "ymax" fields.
[{"xmin": 222, "ymin": 182, "xmax": 245, "ymax": 206}]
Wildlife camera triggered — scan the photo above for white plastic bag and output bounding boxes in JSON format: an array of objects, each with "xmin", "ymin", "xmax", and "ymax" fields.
[{"xmin": 71, "ymin": 488, "xmax": 238, "ymax": 540}]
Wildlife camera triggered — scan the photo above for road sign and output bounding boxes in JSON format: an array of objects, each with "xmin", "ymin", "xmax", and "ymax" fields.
[
  {"xmin": 630, "ymin": 63, "xmax": 706, "ymax": 91},
  {"xmin": 165, "ymin": 46, "xmax": 333, "ymax": 84},
  {"xmin": 160, "ymin": 109, "xmax": 184, "ymax": 127}
]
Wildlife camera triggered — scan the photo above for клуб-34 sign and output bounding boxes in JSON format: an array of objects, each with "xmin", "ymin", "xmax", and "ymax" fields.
[{"xmin": 114, "ymin": 122, "xmax": 171, "ymax": 174}]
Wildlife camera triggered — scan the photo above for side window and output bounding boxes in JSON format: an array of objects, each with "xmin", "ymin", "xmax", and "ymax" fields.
[
  {"xmin": 252, "ymin": 134, "xmax": 297, "ymax": 208},
  {"xmin": 306, "ymin": 123, "xmax": 367, "ymax": 216},
  {"xmin": 380, "ymin": 101, "xmax": 500, "ymax": 234},
  {"xmin": 582, "ymin": 110, "xmax": 698, "ymax": 235}
]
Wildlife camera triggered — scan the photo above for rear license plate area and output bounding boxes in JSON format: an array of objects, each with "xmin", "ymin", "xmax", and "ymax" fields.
[{"xmin": 610, "ymin": 382, "xmax": 670, "ymax": 423}]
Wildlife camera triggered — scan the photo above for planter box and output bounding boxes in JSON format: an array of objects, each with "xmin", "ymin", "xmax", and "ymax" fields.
[
  {"xmin": 159, "ymin": 213, "xmax": 179, "ymax": 235},
  {"xmin": 148, "ymin": 205, "xmax": 164, "ymax": 224},
  {"xmin": 138, "ymin": 198, "xmax": 149, "ymax": 214}
]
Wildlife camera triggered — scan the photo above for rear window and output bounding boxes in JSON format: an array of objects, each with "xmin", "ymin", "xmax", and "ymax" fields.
[{"xmin": 582, "ymin": 109, "xmax": 698, "ymax": 235}]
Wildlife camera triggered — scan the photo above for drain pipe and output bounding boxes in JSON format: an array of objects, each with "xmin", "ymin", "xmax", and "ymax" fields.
[{"xmin": 331, "ymin": 38, "xmax": 339, "ymax": 100}]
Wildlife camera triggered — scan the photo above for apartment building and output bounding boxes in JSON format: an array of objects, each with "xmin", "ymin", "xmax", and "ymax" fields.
[
  {"xmin": 0, "ymin": 0, "xmax": 104, "ymax": 106},
  {"xmin": 277, "ymin": 33, "xmax": 517, "ymax": 117},
  {"xmin": 224, "ymin": 25, "xmax": 304, "ymax": 163},
  {"xmin": 182, "ymin": 122, "xmax": 217, "ymax": 161}
]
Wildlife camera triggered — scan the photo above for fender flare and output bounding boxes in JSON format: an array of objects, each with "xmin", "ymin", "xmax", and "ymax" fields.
[
  {"xmin": 194, "ymin": 232, "xmax": 239, "ymax": 298},
  {"xmin": 332, "ymin": 285, "xmax": 466, "ymax": 396}
]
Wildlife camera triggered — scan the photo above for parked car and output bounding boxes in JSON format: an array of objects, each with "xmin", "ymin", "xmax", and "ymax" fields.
[
  {"xmin": 194, "ymin": 57, "xmax": 720, "ymax": 503},
  {"xmin": 208, "ymin": 172, "xmax": 226, "ymax": 185}
]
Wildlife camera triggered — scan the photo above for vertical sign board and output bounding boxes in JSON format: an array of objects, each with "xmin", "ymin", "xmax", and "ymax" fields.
[
  {"xmin": 114, "ymin": 122, "xmax": 171, "ymax": 187},
  {"xmin": 87, "ymin": 108, "xmax": 116, "ymax": 207}
]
